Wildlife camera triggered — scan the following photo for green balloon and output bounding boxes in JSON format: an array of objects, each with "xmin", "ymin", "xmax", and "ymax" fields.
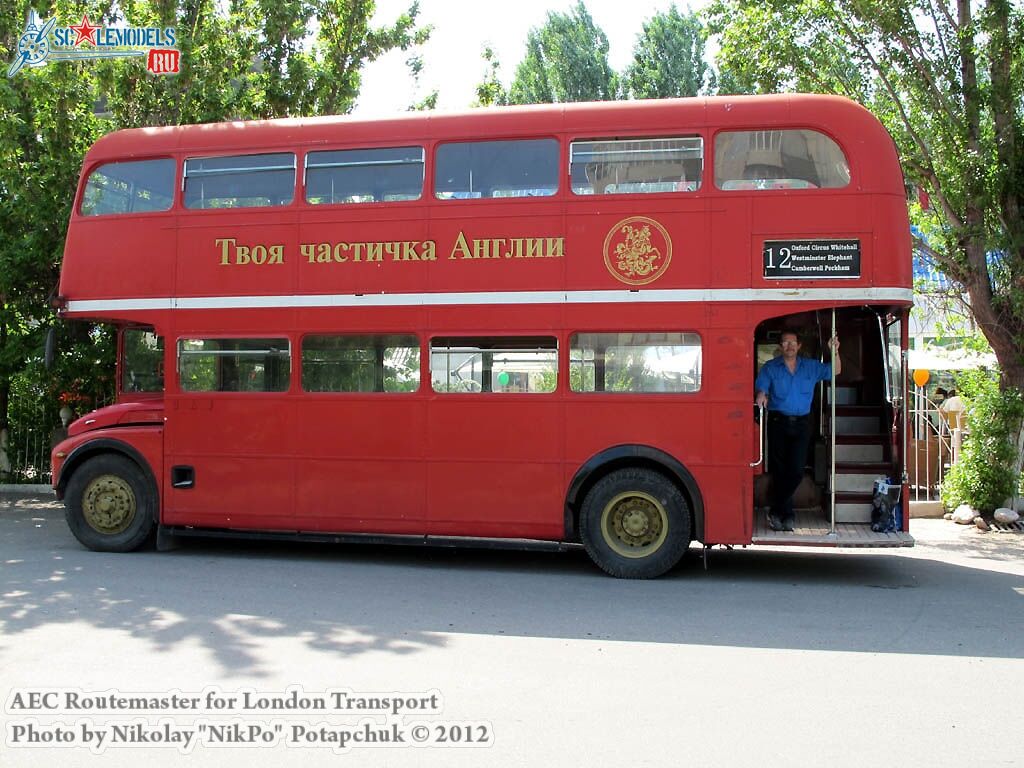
[{"xmin": 497, "ymin": 371, "xmax": 510, "ymax": 386}]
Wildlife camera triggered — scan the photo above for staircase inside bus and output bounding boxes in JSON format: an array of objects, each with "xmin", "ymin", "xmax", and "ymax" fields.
[{"xmin": 752, "ymin": 309, "xmax": 914, "ymax": 547}]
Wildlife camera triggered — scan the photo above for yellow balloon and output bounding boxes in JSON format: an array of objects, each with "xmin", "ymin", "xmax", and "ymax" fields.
[{"xmin": 912, "ymin": 369, "xmax": 930, "ymax": 387}]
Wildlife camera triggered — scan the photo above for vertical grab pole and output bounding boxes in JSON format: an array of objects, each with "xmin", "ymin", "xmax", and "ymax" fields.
[
  {"xmin": 830, "ymin": 309, "xmax": 837, "ymax": 535},
  {"xmin": 750, "ymin": 404, "xmax": 766, "ymax": 468}
]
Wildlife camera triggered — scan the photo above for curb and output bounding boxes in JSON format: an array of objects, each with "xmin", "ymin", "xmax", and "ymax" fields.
[{"xmin": 0, "ymin": 484, "xmax": 54, "ymax": 495}]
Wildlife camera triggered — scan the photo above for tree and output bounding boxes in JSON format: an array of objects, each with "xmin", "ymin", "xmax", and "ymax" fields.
[
  {"xmin": 706, "ymin": 0, "xmax": 1024, "ymax": 392},
  {"xmin": 0, "ymin": 13, "xmax": 102, "ymax": 446},
  {"xmin": 473, "ymin": 46, "xmax": 507, "ymax": 107},
  {"xmin": 0, "ymin": 0, "xmax": 429, "ymax": 461},
  {"xmin": 622, "ymin": 4, "xmax": 710, "ymax": 99},
  {"xmin": 507, "ymin": 1, "xmax": 616, "ymax": 105},
  {"xmin": 94, "ymin": 0, "xmax": 430, "ymax": 126},
  {"xmin": 406, "ymin": 54, "xmax": 439, "ymax": 111}
]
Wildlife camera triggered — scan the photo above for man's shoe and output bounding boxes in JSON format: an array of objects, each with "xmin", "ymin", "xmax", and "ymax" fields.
[
  {"xmin": 781, "ymin": 516, "xmax": 795, "ymax": 532},
  {"xmin": 768, "ymin": 514, "xmax": 784, "ymax": 531}
]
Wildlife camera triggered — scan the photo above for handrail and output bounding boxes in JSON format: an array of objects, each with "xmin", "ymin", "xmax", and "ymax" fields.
[
  {"xmin": 829, "ymin": 310, "xmax": 837, "ymax": 535},
  {"xmin": 750, "ymin": 403, "xmax": 766, "ymax": 468}
]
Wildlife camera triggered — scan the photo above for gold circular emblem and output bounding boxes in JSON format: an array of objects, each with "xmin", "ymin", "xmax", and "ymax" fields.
[{"xmin": 602, "ymin": 216, "xmax": 672, "ymax": 286}]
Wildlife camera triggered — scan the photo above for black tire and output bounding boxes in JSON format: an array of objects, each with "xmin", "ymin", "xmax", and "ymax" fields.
[
  {"xmin": 64, "ymin": 454, "xmax": 155, "ymax": 552},
  {"xmin": 579, "ymin": 468, "xmax": 691, "ymax": 579}
]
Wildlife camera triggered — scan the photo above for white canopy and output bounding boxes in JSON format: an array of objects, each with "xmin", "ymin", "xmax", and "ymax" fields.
[{"xmin": 908, "ymin": 347, "xmax": 997, "ymax": 371}]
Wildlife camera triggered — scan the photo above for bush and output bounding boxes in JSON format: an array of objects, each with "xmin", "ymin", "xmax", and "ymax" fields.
[{"xmin": 940, "ymin": 371, "xmax": 1024, "ymax": 512}]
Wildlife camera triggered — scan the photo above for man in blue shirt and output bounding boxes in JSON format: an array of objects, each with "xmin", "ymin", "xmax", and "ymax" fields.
[{"xmin": 755, "ymin": 331, "xmax": 841, "ymax": 531}]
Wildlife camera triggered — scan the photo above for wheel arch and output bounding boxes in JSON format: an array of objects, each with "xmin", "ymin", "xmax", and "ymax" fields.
[
  {"xmin": 57, "ymin": 439, "xmax": 159, "ymax": 521},
  {"xmin": 565, "ymin": 445, "xmax": 705, "ymax": 543}
]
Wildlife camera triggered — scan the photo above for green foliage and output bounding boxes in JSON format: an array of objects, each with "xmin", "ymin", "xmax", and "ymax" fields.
[
  {"xmin": 622, "ymin": 4, "xmax": 709, "ymax": 99},
  {"xmin": 508, "ymin": 1, "xmax": 616, "ymax": 104},
  {"xmin": 473, "ymin": 46, "xmax": 507, "ymax": 107},
  {"xmin": 0, "ymin": 0, "xmax": 429, "ymax": 446},
  {"xmin": 406, "ymin": 54, "xmax": 438, "ymax": 111},
  {"xmin": 705, "ymin": 0, "xmax": 1024, "ymax": 391},
  {"xmin": 940, "ymin": 370, "xmax": 1024, "ymax": 512}
]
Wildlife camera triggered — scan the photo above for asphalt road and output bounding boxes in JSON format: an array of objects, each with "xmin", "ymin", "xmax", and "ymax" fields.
[{"xmin": 2, "ymin": 493, "xmax": 1021, "ymax": 768}]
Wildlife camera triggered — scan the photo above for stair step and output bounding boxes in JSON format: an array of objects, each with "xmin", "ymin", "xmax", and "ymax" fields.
[
  {"xmin": 834, "ymin": 404, "xmax": 884, "ymax": 415},
  {"xmin": 835, "ymin": 503, "xmax": 873, "ymax": 523},
  {"xmin": 828, "ymin": 386, "xmax": 859, "ymax": 406},
  {"xmin": 834, "ymin": 415, "xmax": 883, "ymax": 434},
  {"xmin": 834, "ymin": 472, "xmax": 885, "ymax": 492},
  {"xmin": 835, "ymin": 443, "xmax": 884, "ymax": 462},
  {"xmin": 834, "ymin": 491, "xmax": 875, "ymax": 501},
  {"xmin": 836, "ymin": 462, "xmax": 892, "ymax": 474}
]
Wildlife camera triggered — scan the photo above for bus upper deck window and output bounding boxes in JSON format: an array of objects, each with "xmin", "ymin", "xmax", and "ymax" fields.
[
  {"xmin": 714, "ymin": 130, "xmax": 850, "ymax": 191},
  {"xmin": 183, "ymin": 153, "xmax": 296, "ymax": 209},
  {"xmin": 306, "ymin": 147, "xmax": 424, "ymax": 204},
  {"xmin": 80, "ymin": 158, "xmax": 175, "ymax": 216},
  {"xmin": 570, "ymin": 137, "xmax": 703, "ymax": 195},
  {"xmin": 435, "ymin": 139, "xmax": 559, "ymax": 200}
]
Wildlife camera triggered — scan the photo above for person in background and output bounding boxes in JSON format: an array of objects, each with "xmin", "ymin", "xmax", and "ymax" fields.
[
  {"xmin": 941, "ymin": 388, "xmax": 966, "ymax": 430},
  {"xmin": 755, "ymin": 330, "xmax": 841, "ymax": 532}
]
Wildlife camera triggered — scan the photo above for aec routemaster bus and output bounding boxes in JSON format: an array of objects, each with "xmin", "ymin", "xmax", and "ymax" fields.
[{"xmin": 50, "ymin": 95, "xmax": 914, "ymax": 578}]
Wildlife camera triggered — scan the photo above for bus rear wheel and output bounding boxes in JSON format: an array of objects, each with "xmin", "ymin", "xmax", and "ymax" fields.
[
  {"xmin": 579, "ymin": 468, "xmax": 691, "ymax": 578},
  {"xmin": 64, "ymin": 454, "xmax": 155, "ymax": 552}
]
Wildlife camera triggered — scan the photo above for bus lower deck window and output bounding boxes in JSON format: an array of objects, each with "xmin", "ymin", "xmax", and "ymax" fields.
[
  {"xmin": 431, "ymin": 337, "xmax": 557, "ymax": 393},
  {"xmin": 570, "ymin": 332, "xmax": 702, "ymax": 393}
]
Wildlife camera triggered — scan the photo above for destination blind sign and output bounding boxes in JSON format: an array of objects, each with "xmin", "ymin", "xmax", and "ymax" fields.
[{"xmin": 762, "ymin": 239, "xmax": 861, "ymax": 279}]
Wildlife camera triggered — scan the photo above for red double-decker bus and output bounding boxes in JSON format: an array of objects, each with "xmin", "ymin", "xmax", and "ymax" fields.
[{"xmin": 51, "ymin": 95, "xmax": 914, "ymax": 578}]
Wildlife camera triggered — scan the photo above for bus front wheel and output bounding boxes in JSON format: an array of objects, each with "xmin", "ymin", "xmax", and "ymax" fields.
[
  {"xmin": 579, "ymin": 468, "xmax": 691, "ymax": 578},
  {"xmin": 64, "ymin": 454, "xmax": 155, "ymax": 552}
]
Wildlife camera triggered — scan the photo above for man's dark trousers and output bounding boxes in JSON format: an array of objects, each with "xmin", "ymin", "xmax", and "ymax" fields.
[{"xmin": 767, "ymin": 412, "xmax": 811, "ymax": 522}]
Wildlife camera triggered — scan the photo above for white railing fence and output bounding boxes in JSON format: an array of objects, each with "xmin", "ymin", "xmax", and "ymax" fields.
[{"xmin": 907, "ymin": 386, "xmax": 964, "ymax": 502}]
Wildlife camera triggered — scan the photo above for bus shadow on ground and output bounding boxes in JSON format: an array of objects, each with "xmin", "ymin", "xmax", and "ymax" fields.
[{"xmin": 2, "ymin": 496, "xmax": 1022, "ymax": 674}]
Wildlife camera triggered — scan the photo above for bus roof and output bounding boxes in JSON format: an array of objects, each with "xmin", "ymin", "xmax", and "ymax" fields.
[{"xmin": 86, "ymin": 94, "xmax": 893, "ymax": 165}]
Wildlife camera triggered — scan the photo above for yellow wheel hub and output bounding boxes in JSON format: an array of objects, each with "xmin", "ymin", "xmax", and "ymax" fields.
[
  {"xmin": 601, "ymin": 490, "xmax": 669, "ymax": 559},
  {"xmin": 82, "ymin": 474, "xmax": 136, "ymax": 535}
]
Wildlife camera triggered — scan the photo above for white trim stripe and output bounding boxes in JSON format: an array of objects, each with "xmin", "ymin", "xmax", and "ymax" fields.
[{"xmin": 65, "ymin": 287, "xmax": 914, "ymax": 314}]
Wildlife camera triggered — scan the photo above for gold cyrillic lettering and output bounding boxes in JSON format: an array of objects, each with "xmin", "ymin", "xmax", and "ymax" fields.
[
  {"xmin": 472, "ymin": 238, "xmax": 491, "ymax": 259},
  {"xmin": 367, "ymin": 242, "xmax": 384, "ymax": 262},
  {"xmin": 317, "ymin": 242, "xmax": 332, "ymax": 264},
  {"xmin": 450, "ymin": 231, "xmax": 471, "ymax": 260},
  {"xmin": 351, "ymin": 242, "xmax": 365, "ymax": 262},
  {"xmin": 216, "ymin": 238, "xmax": 236, "ymax": 266},
  {"xmin": 268, "ymin": 245, "xmax": 284, "ymax": 264},
  {"xmin": 235, "ymin": 245, "xmax": 250, "ymax": 265},
  {"xmin": 526, "ymin": 238, "xmax": 543, "ymax": 258},
  {"xmin": 301, "ymin": 243, "xmax": 315, "ymax": 263},
  {"xmin": 421, "ymin": 240, "xmax": 437, "ymax": 261},
  {"xmin": 251, "ymin": 244, "xmax": 267, "ymax": 265},
  {"xmin": 333, "ymin": 243, "xmax": 348, "ymax": 262},
  {"xmin": 505, "ymin": 239, "xmax": 524, "ymax": 259},
  {"xmin": 386, "ymin": 242, "xmax": 401, "ymax": 260},
  {"xmin": 400, "ymin": 241, "xmax": 418, "ymax": 261},
  {"xmin": 546, "ymin": 237, "xmax": 565, "ymax": 258}
]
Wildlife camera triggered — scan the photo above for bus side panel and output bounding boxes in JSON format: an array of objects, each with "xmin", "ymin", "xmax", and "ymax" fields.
[
  {"xmin": 294, "ymin": 398, "xmax": 427, "ymax": 533},
  {"xmin": 564, "ymin": 199, "xmax": 710, "ymax": 290},
  {"xmin": 564, "ymin": 400, "xmax": 707, "ymax": 498},
  {"xmin": 428, "ymin": 203, "xmax": 567, "ymax": 293},
  {"xmin": 162, "ymin": 397, "xmax": 296, "ymax": 530},
  {"xmin": 425, "ymin": 400, "xmax": 564, "ymax": 539},
  {"xmin": 705, "ymin": 321, "xmax": 755, "ymax": 543},
  {"xmin": 176, "ymin": 211, "xmax": 299, "ymax": 299},
  {"xmin": 298, "ymin": 206, "xmax": 431, "ymax": 297},
  {"xmin": 61, "ymin": 215, "xmax": 177, "ymax": 301}
]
